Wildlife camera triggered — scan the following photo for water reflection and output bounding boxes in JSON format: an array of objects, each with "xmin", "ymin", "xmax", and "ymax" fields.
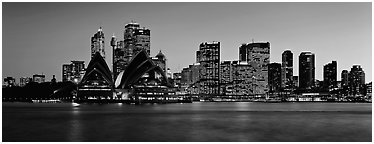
[
  {"xmin": 69, "ymin": 105, "xmax": 82, "ymax": 141},
  {"xmin": 2, "ymin": 102, "xmax": 372, "ymax": 142}
]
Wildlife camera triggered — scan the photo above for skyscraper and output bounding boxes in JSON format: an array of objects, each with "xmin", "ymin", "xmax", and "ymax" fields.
[
  {"xmin": 299, "ymin": 52, "xmax": 315, "ymax": 90},
  {"xmin": 198, "ymin": 41, "xmax": 220, "ymax": 95},
  {"xmin": 123, "ymin": 22, "xmax": 150, "ymax": 57},
  {"xmin": 268, "ymin": 62, "xmax": 282, "ymax": 92},
  {"xmin": 281, "ymin": 50, "xmax": 293, "ymax": 89},
  {"xmin": 323, "ymin": 61, "xmax": 337, "ymax": 89},
  {"xmin": 239, "ymin": 42, "xmax": 270, "ymax": 94},
  {"xmin": 113, "ymin": 22, "xmax": 150, "ymax": 79},
  {"xmin": 348, "ymin": 65, "xmax": 365, "ymax": 96},
  {"xmin": 91, "ymin": 27, "xmax": 105, "ymax": 59}
]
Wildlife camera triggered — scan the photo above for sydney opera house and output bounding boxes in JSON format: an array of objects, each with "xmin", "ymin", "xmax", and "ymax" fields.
[
  {"xmin": 77, "ymin": 51, "xmax": 178, "ymax": 103},
  {"xmin": 74, "ymin": 23, "xmax": 182, "ymax": 103}
]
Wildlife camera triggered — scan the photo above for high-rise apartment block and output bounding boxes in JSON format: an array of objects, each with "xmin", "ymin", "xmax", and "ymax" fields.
[
  {"xmin": 197, "ymin": 42, "xmax": 220, "ymax": 95},
  {"xmin": 281, "ymin": 50, "xmax": 293, "ymax": 89},
  {"xmin": 299, "ymin": 52, "xmax": 315, "ymax": 90},
  {"xmin": 91, "ymin": 27, "xmax": 105, "ymax": 59},
  {"xmin": 323, "ymin": 61, "xmax": 337, "ymax": 89}
]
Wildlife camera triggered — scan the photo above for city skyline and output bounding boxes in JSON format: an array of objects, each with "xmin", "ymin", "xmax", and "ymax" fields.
[{"xmin": 3, "ymin": 2, "xmax": 372, "ymax": 83}]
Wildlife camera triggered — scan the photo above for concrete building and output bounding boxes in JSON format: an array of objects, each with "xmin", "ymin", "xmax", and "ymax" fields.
[
  {"xmin": 231, "ymin": 61, "xmax": 254, "ymax": 96},
  {"xmin": 323, "ymin": 61, "xmax": 337, "ymax": 89},
  {"xmin": 91, "ymin": 27, "xmax": 105, "ymax": 59},
  {"xmin": 197, "ymin": 41, "xmax": 220, "ymax": 95},
  {"xmin": 268, "ymin": 62, "xmax": 282, "ymax": 92},
  {"xmin": 299, "ymin": 52, "xmax": 315, "ymax": 90},
  {"xmin": 281, "ymin": 50, "xmax": 293, "ymax": 89},
  {"xmin": 239, "ymin": 42, "xmax": 270, "ymax": 95}
]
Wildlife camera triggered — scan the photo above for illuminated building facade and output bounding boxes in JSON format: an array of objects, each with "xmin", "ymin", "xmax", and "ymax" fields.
[
  {"xmin": 91, "ymin": 27, "xmax": 105, "ymax": 59},
  {"xmin": 239, "ymin": 42, "xmax": 270, "ymax": 95},
  {"xmin": 113, "ymin": 22, "xmax": 151, "ymax": 79},
  {"xmin": 62, "ymin": 61, "xmax": 85, "ymax": 83},
  {"xmin": 197, "ymin": 42, "xmax": 220, "ymax": 95}
]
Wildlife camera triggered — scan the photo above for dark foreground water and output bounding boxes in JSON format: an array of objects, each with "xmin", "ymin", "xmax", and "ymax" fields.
[{"xmin": 2, "ymin": 102, "xmax": 372, "ymax": 142}]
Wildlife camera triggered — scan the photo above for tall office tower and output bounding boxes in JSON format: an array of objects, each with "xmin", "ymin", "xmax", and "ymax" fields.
[
  {"xmin": 348, "ymin": 65, "xmax": 365, "ymax": 96},
  {"xmin": 113, "ymin": 22, "xmax": 150, "ymax": 79},
  {"xmin": 341, "ymin": 70, "xmax": 349, "ymax": 87},
  {"xmin": 281, "ymin": 50, "xmax": 293, "ymax": 89},
  {"xmin": 123, "ymin": 22, "xmax": 150, "ymax": 58},
  {"xmin": 91, "ymin": 27, "xmax": 105, "ymax": 59},
  {"xmin": 268, "ymin": 62, "xmax": 282, "ymax": 92},
  {"xmin": 197, "ymin": 41, "xmax": 220, "ymax": 95},
  {"xmin": 299, "ymin": 52, "xmax": 315, "ymax": 90},
  {"xmin": 323, "ymin": 61, "xmax": 337, "ymax": 89},
  {"xmin": 239, "ymin": 42, "xmax": 270, "ymax": 94}
]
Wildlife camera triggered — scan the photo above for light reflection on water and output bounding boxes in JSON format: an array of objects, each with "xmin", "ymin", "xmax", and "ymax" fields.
[
  {"xmin": 69, "ymin": 106, "xmax": 82, "ymax": 142},
  {"xmin": 2, "ymin": 102, "xmax": 372, "ymax": 142}
]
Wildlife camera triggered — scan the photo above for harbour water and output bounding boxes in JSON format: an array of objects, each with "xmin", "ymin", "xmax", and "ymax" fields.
[{"xmin": 2, "ymin": 102, "xmax": 372, "ymax": 142}]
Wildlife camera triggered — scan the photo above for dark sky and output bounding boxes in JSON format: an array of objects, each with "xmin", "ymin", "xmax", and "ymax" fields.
[{"xmin": 2, "ymin": 2, "xmax": 372, "ymax": 83}]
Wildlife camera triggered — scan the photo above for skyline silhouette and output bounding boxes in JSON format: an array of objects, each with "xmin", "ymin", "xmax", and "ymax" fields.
[{"xmin": 2, "ymin": 2, "xmax": 372, "ymax": 83}]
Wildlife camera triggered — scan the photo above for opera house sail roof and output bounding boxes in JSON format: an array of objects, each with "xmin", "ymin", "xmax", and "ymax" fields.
[
  {"xmin": 115, "ymin": 50, "xmax": 170, "ymax": 89},
  {"xmin": 77, "ymin": 52, "xmax": 113, "ymax": 98}
]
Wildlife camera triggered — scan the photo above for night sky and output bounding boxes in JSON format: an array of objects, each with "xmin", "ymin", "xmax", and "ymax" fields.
[{"xmin": 2, "ymin": 2, "xmax": 372, "ymax": 83}]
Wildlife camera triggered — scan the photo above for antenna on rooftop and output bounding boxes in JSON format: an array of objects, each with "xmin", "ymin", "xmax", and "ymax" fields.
[{"xmin": 252, "ymin": 38, "xmax": 254, "ymax": 43}]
